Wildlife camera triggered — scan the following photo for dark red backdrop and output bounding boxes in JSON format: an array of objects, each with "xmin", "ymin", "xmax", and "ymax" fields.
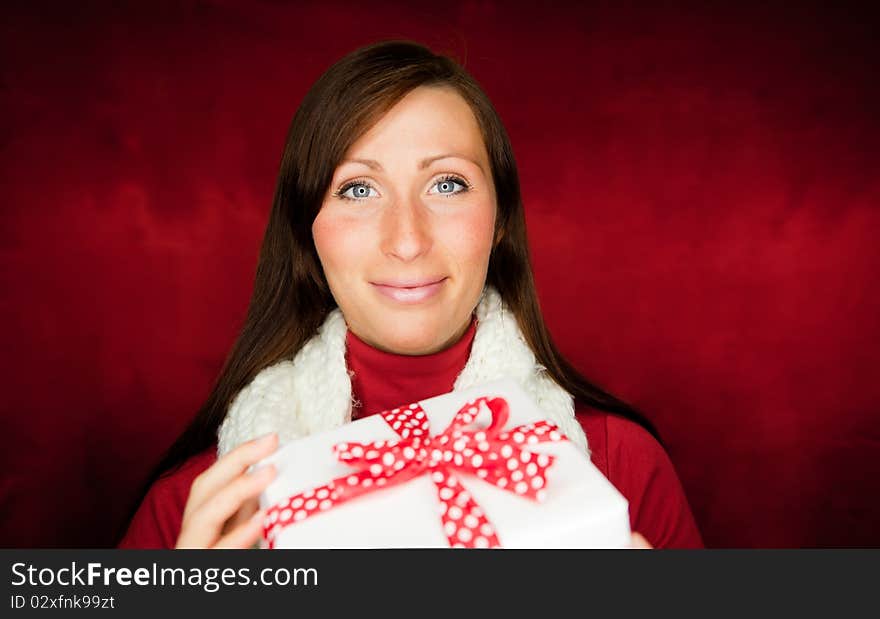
[{"xmin": 2, "ymin": 1, "xmax": 878, "ymax": 548}]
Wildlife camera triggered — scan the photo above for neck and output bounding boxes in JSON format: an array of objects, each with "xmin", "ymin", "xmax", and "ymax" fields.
[{"xmin": 345, "ymin": 314, "xmax": 477, "ymax": 419}]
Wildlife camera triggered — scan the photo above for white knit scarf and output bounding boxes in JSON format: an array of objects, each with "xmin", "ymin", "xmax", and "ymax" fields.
[{"xmin": 217, "ymin": 284, "xmax": 589, "ymax": 457}]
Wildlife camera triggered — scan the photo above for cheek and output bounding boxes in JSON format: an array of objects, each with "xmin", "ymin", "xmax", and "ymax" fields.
[
  {"xmin": 442, "ymin": 203, "xmax": 496, "ymax": 265},
  {"xmin": 312, "ymin": 212, "xmax": 364, "ymax": 280}
]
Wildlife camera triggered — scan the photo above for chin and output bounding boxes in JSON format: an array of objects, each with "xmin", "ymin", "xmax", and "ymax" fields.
[
  {"xmin": 381, "ymin": 332, "xmax": 437, "ymax": 355},
  {"xmin": 371, "ymin": 320, "xmax": 445, "ymax": 355}
]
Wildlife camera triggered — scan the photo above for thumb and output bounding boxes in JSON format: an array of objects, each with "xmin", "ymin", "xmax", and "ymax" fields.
[{"xmin": 630, "ymin": 532, "xmax": 653, "ymax": 549}]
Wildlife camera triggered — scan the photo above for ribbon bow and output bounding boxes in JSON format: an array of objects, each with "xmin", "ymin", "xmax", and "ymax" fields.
[{"xmin": 262, "ymin": 395, "xmax": 567, "ymax": 548}]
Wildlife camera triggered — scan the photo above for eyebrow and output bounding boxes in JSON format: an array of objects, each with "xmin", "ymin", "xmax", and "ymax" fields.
[{"xmin": 340, "ymin": 153, "xmax": 485, "ymax": 174}]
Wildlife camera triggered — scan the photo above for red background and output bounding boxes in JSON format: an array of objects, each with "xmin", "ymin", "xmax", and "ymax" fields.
[{"xmin": 2, "ymin": 1, "xmax": 878, "ymax": 548}]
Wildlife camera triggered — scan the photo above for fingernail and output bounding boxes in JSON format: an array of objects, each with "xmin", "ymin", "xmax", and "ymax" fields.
[
  {"xmin": 255, "ymin": 464, "xmax": 276, "ymax": 478},
  {"xmin": 254, "ymin": 433, "xmax": 277, "ymax": 446}
]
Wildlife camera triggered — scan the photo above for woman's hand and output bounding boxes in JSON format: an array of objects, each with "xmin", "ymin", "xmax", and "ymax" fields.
[
  {"xmin": 175, "ymin": 433, "xmax": 278, "ymax": 549},
  {"xmin": 630, "ymin": 532, "xmax": 653, "ymax": 549}
]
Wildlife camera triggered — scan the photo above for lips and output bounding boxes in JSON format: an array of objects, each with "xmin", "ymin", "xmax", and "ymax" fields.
[{"xmin": 371, "ymin": 277, "xmax": 447, "ymax": 304}]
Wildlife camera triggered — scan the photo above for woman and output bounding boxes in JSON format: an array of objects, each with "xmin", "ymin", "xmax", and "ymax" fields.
[{"xmin": 118, "ymin": 40, "xmax": 702, "ymax": 550}]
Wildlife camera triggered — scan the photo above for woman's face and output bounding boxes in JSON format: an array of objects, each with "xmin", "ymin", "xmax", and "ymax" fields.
[{"xmin": 313, "ymin": 85, "xmax": 497, "ymax": 355}]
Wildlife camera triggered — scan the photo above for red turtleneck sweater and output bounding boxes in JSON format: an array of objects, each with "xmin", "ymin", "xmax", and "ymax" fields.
[{"xmin": 119, "ymin": 315, "xmax": 703, "ymax": 548}]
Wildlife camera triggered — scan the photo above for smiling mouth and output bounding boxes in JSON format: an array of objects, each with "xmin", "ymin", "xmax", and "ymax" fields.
[{"xmin": 370, "ymin": 278, "xmax": 447, "ymax": 304}]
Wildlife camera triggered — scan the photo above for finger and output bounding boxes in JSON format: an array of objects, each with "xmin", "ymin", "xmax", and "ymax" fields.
[
  {"xmin": 630, "ymin": 532, "xmax": 653, "ymax": 549},
  {"xmin": 189, "ymin": 463, "xmax": 276, "ymax": 538},
  {"xmin": 177, "ymin": 465, "xmax": 274, "ymax": 548},
  {"xmin": 189, "ymin": 433, "xmax": 278, "ymax": 510},
  {"xmin": 214, "ymin": 509, "xmax": 267, "ymax": 549},
  {"xmin": 187, "ymin": 433, "xmax": 278, "ymax": 514},
  {"xmin": 177, "ymin": 465, "xmax": 276, "ymax": 548},
  {"xmin": 222, "ymin": 495, "xmax": 260, "ymax": 536}
]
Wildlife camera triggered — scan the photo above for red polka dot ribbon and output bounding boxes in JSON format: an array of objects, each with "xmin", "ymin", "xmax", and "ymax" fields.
[{"xmin": 262, "ymin": 395, "xmax": 567, "ymax": 548}]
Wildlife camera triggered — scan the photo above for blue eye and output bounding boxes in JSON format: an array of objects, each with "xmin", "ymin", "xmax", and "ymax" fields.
[
  {"xmin": 333, "ymin": 174, "xmax": 471, "ymax": 202},
  {"xmin": 430, "ymin": 175, "xmax": 470, "ymax": 196},
  {"xmin": 337, "ymin": 181, "xmax": 378, "ymax": 200}
]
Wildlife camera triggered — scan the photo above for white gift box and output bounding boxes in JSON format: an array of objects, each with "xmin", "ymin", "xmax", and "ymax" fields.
[{"xmin": 256, "ymin": 376, "xmax": 631, "ymax": 548}]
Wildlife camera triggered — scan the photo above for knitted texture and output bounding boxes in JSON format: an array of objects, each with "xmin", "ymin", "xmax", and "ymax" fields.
[{"xmin": 217, "ymin": 285, "xmax": 589, "ymax": 457}]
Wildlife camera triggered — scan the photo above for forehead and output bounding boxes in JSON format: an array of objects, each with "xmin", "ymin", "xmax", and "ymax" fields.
[{"xmin": 342, "ymin": 85, "xmax": 488, "ymax": 166}]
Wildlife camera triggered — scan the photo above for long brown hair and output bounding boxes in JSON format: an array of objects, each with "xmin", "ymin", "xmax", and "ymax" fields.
[{"xmin": 119, "ymin": 39, "xmax": 657, "ymax": 542}]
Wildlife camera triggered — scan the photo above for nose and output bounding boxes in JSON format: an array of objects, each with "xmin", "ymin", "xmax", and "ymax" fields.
[{"xmin": 379, "ymin": 197, "xmax": 433, "ymax": 262}]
